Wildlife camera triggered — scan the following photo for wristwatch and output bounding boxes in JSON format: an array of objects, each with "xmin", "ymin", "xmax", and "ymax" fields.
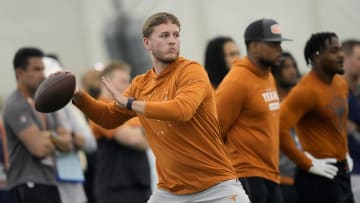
[{"xmin": 126, "ymin": 97, "xmax": 136, "ymax": 110}]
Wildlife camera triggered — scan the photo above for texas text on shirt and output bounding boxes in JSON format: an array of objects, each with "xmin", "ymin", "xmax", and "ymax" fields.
[{"xmin": 216, "ymin": 56, "xmax": 281, "ymax": 183}]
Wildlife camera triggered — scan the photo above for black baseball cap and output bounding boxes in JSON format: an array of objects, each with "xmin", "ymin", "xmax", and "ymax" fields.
[{"xmin": 244, "ymin": 18, "xmax": 292, "ymax": 42}]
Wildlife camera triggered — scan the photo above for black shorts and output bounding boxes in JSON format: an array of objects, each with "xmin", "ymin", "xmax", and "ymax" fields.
[
  {"xmin": 295, "ymin": 160, "xmax": 354, "ymax": 203},
  {"xmin": 9, "ymin": 183, "xmax": 61, "ymax": 203}
]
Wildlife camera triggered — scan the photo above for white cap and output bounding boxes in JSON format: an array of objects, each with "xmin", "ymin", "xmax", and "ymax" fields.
[{"xmin": 43, "ymin": 57, "xmax": 62, "ymax": 77}]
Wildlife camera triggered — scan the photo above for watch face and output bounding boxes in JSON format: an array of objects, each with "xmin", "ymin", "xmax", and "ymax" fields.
[{"xmin": 127, "ymin": 97, "xmax": 136, "ymax": 110}]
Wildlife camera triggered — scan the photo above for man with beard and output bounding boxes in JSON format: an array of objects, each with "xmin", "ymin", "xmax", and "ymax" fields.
[
  {"xmin": 216, "ymin": 18, "xmax": 291, "ymax": 203},
  {"xmin": 72, "ymin": 12, "xmax": 249, "ymax": 203},
  {"xmin": 280, "ymin": 32, "xmax": 354, "ymax": 203},
  {"xmin": 3, "ymin": 47, "xmax": 73, "ymax": 203}
]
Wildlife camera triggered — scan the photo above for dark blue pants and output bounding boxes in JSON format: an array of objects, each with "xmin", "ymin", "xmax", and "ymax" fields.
[{"xmin": 0, "ymin": 189, "xmax": 10, "ymax": 203}]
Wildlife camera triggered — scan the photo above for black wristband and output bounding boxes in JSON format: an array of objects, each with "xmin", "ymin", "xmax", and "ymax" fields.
[{"xmin": 126, "ymin": 97, "xmax": 136, "ymax": 110}]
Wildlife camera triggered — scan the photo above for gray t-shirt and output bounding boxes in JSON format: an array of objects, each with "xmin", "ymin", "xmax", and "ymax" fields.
[
  {"xmin": 3, "ymin": 90, "xmax": 58, "ymax": 189},
  {"xmin": 279, "ymin": 129, "xmax": 300, "ymax": 178}
]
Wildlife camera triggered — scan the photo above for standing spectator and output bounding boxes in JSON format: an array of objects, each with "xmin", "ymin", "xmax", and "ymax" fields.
[
  {"xmin": 204, "ymin": 36, "xmax": 240, "ymax": 88},
  {"xmin": 3, "ymin": 47, "xmax": 72, "ymax": 203},
  {"xmin": 43, "ymin": 56, "xmax": 97, "ymax": 203},
  {"xmin": 272, "ymin": 51, "xmax": 301, "ymax": 203},
  {"xmin": 90, "ymin": 61, "xmax": 151, "ymax": 203},
  {"xmin": 342, "ymin": 39, "xmax": 360, "ymax": 203},
  {"xmin": 80, "ymin": 68, "xmax": 102, "ymax": 203},
  {"xmin": 280, "ymin": 32, "xmax": 354, "ymax": 203},
  {"xmin": 216, "ymin": 18, "xmax": 291, "ymax": 203},
  {"xmin": 0, "ymin": 109, "xmax": 10, "ymax": 203}
]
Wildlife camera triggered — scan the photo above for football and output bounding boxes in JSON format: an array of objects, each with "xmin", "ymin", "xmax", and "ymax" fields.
[{"xmin": 34, "ymin": 71, "xmax": 76, "ymax": 113}]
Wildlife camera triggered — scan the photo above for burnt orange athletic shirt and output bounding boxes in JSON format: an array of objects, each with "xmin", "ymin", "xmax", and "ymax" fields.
[
  {"xmin": 74, "ymin": 57, "xmax": 236, "ymax": 194},
  {"xmin": 280, "ymin": 71, "xmax": 349, "ymax": 169},
  {"xmin": 216, "ymin": 57, "xmax": 280, "ymax": 183}
]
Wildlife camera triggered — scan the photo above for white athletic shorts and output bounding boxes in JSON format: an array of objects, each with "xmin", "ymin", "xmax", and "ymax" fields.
[{"xmin": 147, "ymin": 179, "xmax": 250, "ymax": 203}]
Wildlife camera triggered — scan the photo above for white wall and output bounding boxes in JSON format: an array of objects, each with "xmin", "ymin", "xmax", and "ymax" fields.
[
  {"xmin": 0, "ymin": 0, "xmax": 359, "ymax": 104},
  {"xmin": 0, "ymin": 0, "xmax": 91, "ymax": 104}
]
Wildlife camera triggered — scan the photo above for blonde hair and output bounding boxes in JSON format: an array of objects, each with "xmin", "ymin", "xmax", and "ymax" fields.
[{"xmin": 142, "ymin": 12, "xmax": 181, "ymax": 38}]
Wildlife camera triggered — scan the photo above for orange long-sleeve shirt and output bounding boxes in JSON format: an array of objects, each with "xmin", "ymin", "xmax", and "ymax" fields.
[
  {"xmin": 216, "ymin": 57, "xmax": 280, "ymax": 183},
  {"xmin": 280, "ymin": 71, "xmax": 348, "ymax": 170},
  {"xmin": 74, "ymin": 57, "xmax": 236, "ymax": 194},
  {"xmin": 89, "ymin": 97, "xmax": 141, "ymax": 140}
]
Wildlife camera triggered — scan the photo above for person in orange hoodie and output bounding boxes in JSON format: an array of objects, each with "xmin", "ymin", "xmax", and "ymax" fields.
[
  {"xmin": 280, "ymin": 32, "xmax": 354, "ymax": 203},
  {"xmin": 216, "ymin": 18, "xmax": 291, "ymax": 203},
  {"xmin": 72, "ymin": 12, "xmax": 249, "ymax": 203}
]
